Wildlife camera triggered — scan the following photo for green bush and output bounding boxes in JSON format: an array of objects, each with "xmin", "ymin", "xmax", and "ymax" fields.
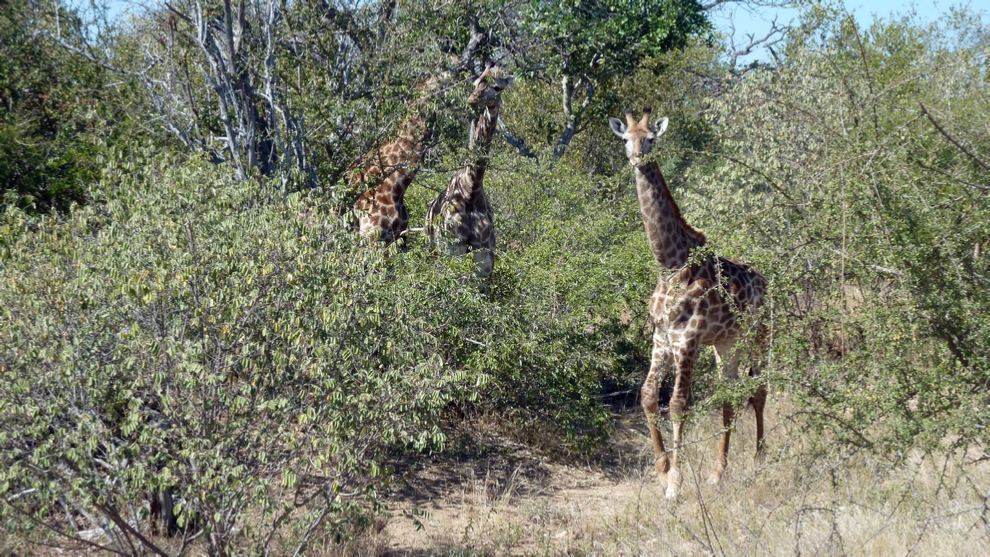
[
  {"xmin": 0, "ymin": 0, "xmax": 118, "ymax": 213},
  {"xmin": 1, "ymin": 137, "xmax": 646, "ymax": 551},
  {"xmin": 0, "ymin": 149, "xmax": 473, "ymax": 552},
  {"xmin": 682, "ymin": 8, "xmax": 990, "ymax": 454},
  {"xmin": 5, "ymin": 1, "xmax": 990, "ymax": 553}
]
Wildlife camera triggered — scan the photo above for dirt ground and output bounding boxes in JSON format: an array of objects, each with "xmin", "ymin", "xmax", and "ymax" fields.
[
  {"xmin": 382, "ymin": 410, "xmax": 660, "ymax": 556},
  {"xmin": 375, "ymin": 398, "xmax": 990, "ymax": 556}
]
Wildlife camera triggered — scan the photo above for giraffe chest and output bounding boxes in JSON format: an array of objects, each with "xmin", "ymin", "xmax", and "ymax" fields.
[
  {"xmin": 443, "ymin": 199, "xmax": 493, "ymax": 248},
  {"xmin": 439, "ymin": 174, "xmax": 494, "ymax": 249},
  {"xmin": 648, "ymin": 273, "xmax": 689, "ymax": 326},
  {"xmin": 354, "ymin": 188, "xmax": 409, "ymax": 243}
]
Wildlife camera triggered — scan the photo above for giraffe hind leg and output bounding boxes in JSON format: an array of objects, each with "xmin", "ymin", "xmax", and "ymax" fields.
[
  {"xmin": 749, "ymin": 364, "xmax": 767, "ymax": 459},
  {"xmin": 750, "ymin": 325, "xmax": 769, "ymax": 459},
  {"xmin": 711, "ymin": 341, "xmax": 741, "ymax": 485}
]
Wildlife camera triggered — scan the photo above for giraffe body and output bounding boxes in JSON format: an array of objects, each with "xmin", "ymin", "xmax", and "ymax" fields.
[
  {"xmin": 610, "ymin": 108, "xmax": 769, "ymax": 500},
  {"xmin": 426, "ymin": 164, "xmax": 495, "ymax": 275},
  {"xmin": 427, "ymin": 66, "xmax": 510, "ymax": 277},
  {"xmin": 351, "ymin": 98, "xmax": 432, "ymax": 244}
]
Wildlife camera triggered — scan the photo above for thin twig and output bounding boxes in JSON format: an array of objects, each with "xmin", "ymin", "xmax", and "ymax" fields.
[{"xmin": 917, "ymin": 161, "xmax": 989, "ymax": 191}]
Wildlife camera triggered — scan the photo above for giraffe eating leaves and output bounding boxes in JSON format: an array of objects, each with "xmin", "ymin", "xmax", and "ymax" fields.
[
  {"xmin": 426, "ymin": 64, "xmax": 512, "ymax": 277},
  {"xmin": 350, "ymin": 80, "xmax": 441, "ymax": 245},
  {"xmin": 609, "ymin": 107, "xmax": 769, "ymax": 500}
]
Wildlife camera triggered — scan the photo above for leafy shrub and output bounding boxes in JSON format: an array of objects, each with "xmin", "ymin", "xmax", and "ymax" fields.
[
  {"xmin": 683, "ymin": 9, "xmax": 990, "ymax": 455},
  {"xmin": 0, "ymin": 0, "xmax": 117, "ymax": 213},
  {"xmin": 0, "ymin": 149, "xmax": 480, "ymax": 552},
  {"xmin": 0, "ymin": 136, "xmax": 648, "ymax": 551}
]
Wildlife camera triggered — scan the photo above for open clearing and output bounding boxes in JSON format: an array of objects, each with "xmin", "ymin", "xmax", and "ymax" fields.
[{"xmin": 376, "ymin": 397, "xmax": 990, "ymax": 556}]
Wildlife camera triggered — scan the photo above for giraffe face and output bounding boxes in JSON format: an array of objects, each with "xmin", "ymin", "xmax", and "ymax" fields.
[
  {"xmin": 468, "ymin": 65, "xmax": 512, "ymax": 109},
  {"xmin": 609, "ymin": 107, "xmax": 668, "ymax": 165}
]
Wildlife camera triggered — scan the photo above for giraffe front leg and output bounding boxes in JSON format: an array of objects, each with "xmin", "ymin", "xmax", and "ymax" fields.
[
  {"xmin": 642, "ymin": 328, "xmax": 672, "ymax": 481},
  {"xmin": 711, "ymin": 341, "xmax": 741, "ymax": 484},
  {"xmin": 666, "ymin": 341, "xmax": 698, "ymax": 500},
  {"xmin": 446, "ymin": 241, "xmax": 468, "ymax": 258},
  {"xmin": 473, "ymin": 248, "xmax": 494, "ymax": 278}
]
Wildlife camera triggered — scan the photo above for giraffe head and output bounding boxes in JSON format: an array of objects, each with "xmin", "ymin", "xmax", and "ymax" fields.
[
  {"xmin": 467, "ymin": 64, "xmax": 512, "ymax": 109},
  {"xmin": 609, "ymin": 107, "xmax": 669, "ymax": 165}
]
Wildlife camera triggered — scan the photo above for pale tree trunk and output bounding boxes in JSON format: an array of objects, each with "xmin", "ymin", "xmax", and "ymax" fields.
[
  {"xmin": 551, "ymin": 74, "xmax": 594, "ymax": 167},
  {"xmin": 53, "ymin": 0, "xmax": 315, "ymax": 185}
]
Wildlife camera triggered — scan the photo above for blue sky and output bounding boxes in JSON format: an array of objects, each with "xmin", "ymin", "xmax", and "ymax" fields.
[
  {"xmin": 98, "ymin": 0, "xmax": 979, "ymax": 61},
  {"xmin": 709, "ymin": 0, "xmax": 977, "ymax": 62}
]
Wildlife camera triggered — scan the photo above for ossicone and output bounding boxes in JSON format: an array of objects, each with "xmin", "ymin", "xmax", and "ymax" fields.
[{"xmin": 624, "ymin": 108, "xmax": 638, "ymax": 127}]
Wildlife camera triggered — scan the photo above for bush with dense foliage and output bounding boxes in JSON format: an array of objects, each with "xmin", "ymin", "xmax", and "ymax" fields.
[
  {"xmin": 0, "ymin": 0, "xmax": 117, "ymax": 212},
  {"xmin": 0, "ymin": 147, "xmax": 649, "ymax": 553},
  {"xmin": 682, "ymin": 8, "xmax": 990, "ymax": 454}
]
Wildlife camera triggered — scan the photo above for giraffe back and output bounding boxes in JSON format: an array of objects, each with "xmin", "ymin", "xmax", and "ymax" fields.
[{"xmin": 650, "ymin": 256, "xmax": 767, "ymax": 346}]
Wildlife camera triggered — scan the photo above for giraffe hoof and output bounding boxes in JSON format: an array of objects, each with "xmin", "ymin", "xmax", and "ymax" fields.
[{"xmin": 665, "ymin": 469, "xmax": 680, "ymax": 500}]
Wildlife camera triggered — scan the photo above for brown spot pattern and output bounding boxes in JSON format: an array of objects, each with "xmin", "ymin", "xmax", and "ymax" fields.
[
  {"xmin": 426, "ymin": 67, "xmax": 508, "ymax": 277},
  {"xmin": 351, "ymin": 102, "xmax": 432, "ymax": 244},
  {"xmin": 613, "ymin": 108, "xmax": 769, "ymax": 499}
]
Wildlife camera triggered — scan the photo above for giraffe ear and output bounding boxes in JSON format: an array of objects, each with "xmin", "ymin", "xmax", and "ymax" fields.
[
  {"xmin": 654, "ymin": 117, "xmax": 669, "ymax": 136},
  {"xmin": 609, "ymin": 117, "xmax": 627, "ymax": 138}
]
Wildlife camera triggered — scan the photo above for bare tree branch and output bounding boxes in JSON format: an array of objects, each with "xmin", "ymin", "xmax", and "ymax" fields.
[
  {"xmin": 703, "ymin": 0, "xmax": 788, "ymax": 10},
  {"xmin": 917, "ymin": 161, "xmax": 990, "ymax": 191},
  {"xmin": 702, "ymin": 0, "xmax": 737, "ymax": 10},
  {"xmin": 920, "ymin": 102, "xmax": 990, "ymax": 172},
  {"xmin": 450, "ymin": 13, "xmax": 489, "ymax": 78},
  {"xmin": 498, "ymin": 117, "xmax": 537, "ymax": 159},
  {"xmin": 551, "ymin": 75, "xmax": 594, "ymax": 165},
  {"xmin": 728, "ymin": 15, "xmax": 786, "ymax": 70}
]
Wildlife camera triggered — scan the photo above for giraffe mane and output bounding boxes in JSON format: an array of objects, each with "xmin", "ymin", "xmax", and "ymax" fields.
[{"xmin": 652, "ymin": 163, "xmax": 707, "ymax": 246}]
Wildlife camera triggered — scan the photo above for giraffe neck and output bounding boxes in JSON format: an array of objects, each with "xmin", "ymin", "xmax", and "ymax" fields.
[
  {"xmin": 386, "ymin": 113, "xmax": 430, "ymax": 199},
  {"xmin": 468, "ymin": 103, "xmax": 500, "ymax": 174},
  {"xmin": 634, "ymin": 162, "xmax": 706, "ymax": 269},
  {"xmin": 398, "ymin": 111, "xmax": 430, "ymax": 158}
]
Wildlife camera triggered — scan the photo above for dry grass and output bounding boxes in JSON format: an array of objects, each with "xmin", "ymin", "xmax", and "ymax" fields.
[
  {"xmin": 379, "ymin": 396, "xmax": 990, "ymax": 556},
  {"xmin": 8, "ymin": 396, "xmax": 987, "ymax": 556}
]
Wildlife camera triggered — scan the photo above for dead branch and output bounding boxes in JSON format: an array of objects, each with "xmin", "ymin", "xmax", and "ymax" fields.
[
  {"xmin": 917, "ymin": 161, "xmax": 989, "ymax": 191},
  {"xmin": 919, "ymin": 102, "xmax": 990, "ymax": 172},
  {"xmin": 728, "ymin": 14, "xmax": 786, "ymax": 70},
  {"xmin": 498, "ymin": 117, "xmax": 537, "ymax": 159}
]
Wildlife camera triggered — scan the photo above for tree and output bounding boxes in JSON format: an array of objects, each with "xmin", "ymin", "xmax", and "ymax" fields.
[
  {"xmin": 687, "ymin": 8, "xmax": 990, "ymax": 454},
  {"xmin": 0, "ymin": 0, "xmax": 108, "ymax": 212},
  {"xmin": 517, "ymin": 0, "xmax": 710, "ymax": 162}
]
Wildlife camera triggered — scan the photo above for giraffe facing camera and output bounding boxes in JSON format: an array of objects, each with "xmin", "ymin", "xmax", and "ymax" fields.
[
  {"xmin": 426, "ymin": 64, "xmax": 513, "ymax": 279},
  {"xmin": 611, "ymin": 107, "xmax": 770, "ymax": 500}
]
